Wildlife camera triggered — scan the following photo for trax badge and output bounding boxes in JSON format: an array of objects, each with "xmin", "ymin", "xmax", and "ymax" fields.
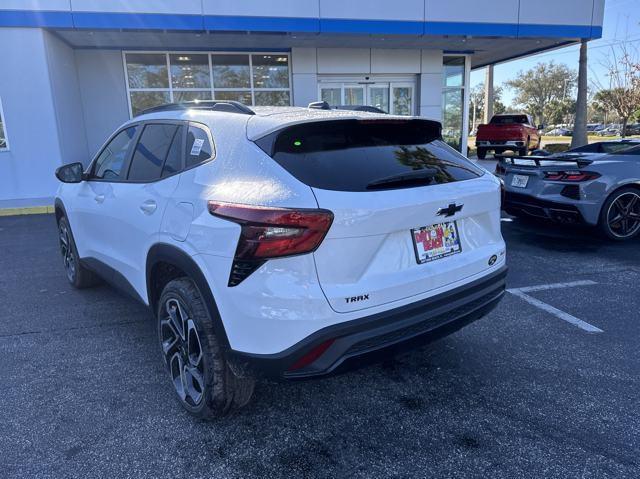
[
  {"xmin": 437, "ymin": 203, "xmax": 463, "ymax": 217},
  {"xmin": 346, "ymin": 294, "xmax": 370, "ymax": 304},
  {"xmin": 488, "ymin": 255, "xmax": 498, "ymax": 266}
]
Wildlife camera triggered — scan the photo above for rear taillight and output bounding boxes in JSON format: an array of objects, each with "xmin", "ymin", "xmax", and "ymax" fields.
[
  {"xmin": 544, "ymin": 171, "xmax": 600, "ymax": 182},
  {"xmin": 208, "ymin": 201, "xmax": 334, "ymax": 286}
]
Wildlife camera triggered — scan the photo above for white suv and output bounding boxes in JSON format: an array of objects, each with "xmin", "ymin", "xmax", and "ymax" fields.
[{"xmin": 55, "ymin": 101, "xmax": 507, "ymax": 418}]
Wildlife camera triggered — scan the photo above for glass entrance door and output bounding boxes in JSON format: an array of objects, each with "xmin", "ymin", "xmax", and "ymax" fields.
[{"xmin": 319, "ymin": 80, "xmax": 415, "ymax": 115}]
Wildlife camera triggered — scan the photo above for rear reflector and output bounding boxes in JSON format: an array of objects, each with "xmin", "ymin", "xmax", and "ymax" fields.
[
  {"xmin": 208, "ymin": 201, "xmax": 334, "ymax": 286},
  {"xmin": 288, "ymin": 339, "xmax": 335, "ymax": 371}
]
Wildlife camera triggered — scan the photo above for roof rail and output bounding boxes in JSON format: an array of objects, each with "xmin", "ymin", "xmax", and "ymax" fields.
[
  {"xmin": 308, "ymin": 101, "xmax": 331, "ymax": 110},
  {"xmin": 138, "ymin": 100, "xmax": 255, "ymax": 116}
]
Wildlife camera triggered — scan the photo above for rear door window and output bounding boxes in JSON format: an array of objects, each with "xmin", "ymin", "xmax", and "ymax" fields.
[
  {"xmin": 185, "ymin": 124, "xmax": 214, "ymax": 168},
  {"xmin": 255, "ymin": 119, "xmax": 483, "ymax": 192},
  {"xmin": 128, "ymin": 124, "xmax": 180, "ymax": 182}
]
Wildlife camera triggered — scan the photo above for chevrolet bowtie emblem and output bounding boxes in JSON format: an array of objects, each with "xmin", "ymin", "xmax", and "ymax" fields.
[{"xmin": 437, "ymin": 203, "xmax": 463, "ymax": 217}]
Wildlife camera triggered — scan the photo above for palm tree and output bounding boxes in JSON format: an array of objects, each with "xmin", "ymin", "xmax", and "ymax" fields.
[{"xmin": 571, "ymin": 40, "xmax": 589, "ymax": 148}]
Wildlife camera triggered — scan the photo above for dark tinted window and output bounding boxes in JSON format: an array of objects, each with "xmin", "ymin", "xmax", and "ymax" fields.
[
  {"xmin": 128, "ymin": 124, "xmax": 180, "ymax": 181},
  {"xmin": 620, "ymin": 145, "xmax": 640, "ymax": 156},
  {"xmin": 571, "ymin": 142, "xmax": 640, "ymax": 154},
  {"xmin": 92, "ymin": 126, "xmax": 138, "ymax": 180},
  {"xmin": 256, "ymin": 120, "xmax": 483, "ymax": 192},
  {"xmin": 490, "ymin": 115, "xmax": 529, "ymax": 125},
  {"xmin": 185, "ymin": 125, "xmax": 213, "ymax": 168},
  {"xmin": 162, "ymin": 125, "xmax": 184, "ymax": 177}
]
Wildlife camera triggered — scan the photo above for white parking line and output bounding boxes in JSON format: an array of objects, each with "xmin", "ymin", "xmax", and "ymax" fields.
[
  {"xmin": 515, "ymin": 280, "xmax": 598, "ymax": 293},
  {"xmin": 507, "ymin": 281, "xmax": 603, "ymax": 334}
]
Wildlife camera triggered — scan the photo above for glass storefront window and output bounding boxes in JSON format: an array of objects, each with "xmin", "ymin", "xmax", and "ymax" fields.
[
  {"xmin": 173, "ymin": 91, "xmax": 212, "ymax": 103},
  {"xmin": 254, "ymin": 91, "xmax": 290, "ymax": 106},
  {"xmin": 442, "ymin": 56, "xmax": 466, "ymax": 151},
  {"xmin": 252, "ymin": 55, "xmax": 290, "ymax": 89},
  {"xmin": 212, "ymin": 54, "xmax": 251, "ymax": 89},
  {"xmin": 124, "ymin": 52, "xmax": 291, "ymax": 117},
  {"xmin": 321, "ymin": 88, "xmax": 341, "ymax": 105},
  {"xmin": 126, "ymin": 53, "xmax": 169, "ymax": 89},
  {"xmin": 392, "ymin": 87, "xmax": 412, "ymax": 116},
  {"xmin": 214, "ymin": 91, "xmax": 253, "ymax": 105},
  {"xmin": 344, "ymin": 87, "xmax": 364, "ymax": 106},
  {"xmin": 169, "ymin": 54, "xmax": 210, "ymax": 89},
  {"xmin": 442, "ymin": 89, "xmax": 463, "ymax": 151},
  {"xmin": 129, "ymin": 91, "xmax": 171, "ymax": 117},
  {"xmin": 443, "ymin": 57, "xmax": 465, "ymax": 88}
]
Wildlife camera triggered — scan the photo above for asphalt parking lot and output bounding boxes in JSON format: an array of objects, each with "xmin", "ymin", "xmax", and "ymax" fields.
[{"xmin": 1, "ymin": 214, "xmax": 639, "ymax": 478}]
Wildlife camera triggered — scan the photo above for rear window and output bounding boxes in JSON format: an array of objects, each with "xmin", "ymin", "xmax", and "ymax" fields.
[
  {"xmin": 570, "ymin": 142, "xmax": 639, "ymax": 154},
  {"xmin": 490, "ymin": 115, "xmax": 528, "ymax": 125},
  {"xmin": 255, "ymin": 119, "xmax": 483, "ymax": 192}
]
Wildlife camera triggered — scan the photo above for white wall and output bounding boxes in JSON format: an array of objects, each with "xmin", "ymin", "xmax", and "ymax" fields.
[
  {"xmin": 44, "ymin": 31, "xmax": 90, "ymax": 166},
  {"xmin": 0, "ymin": 28, "xmax": 62, "ymax": 206},
  {"xmin": 75, "ymin": 50, "xmax": 130, "ymax": 157},
  {"xmin": 292, "ymin": 47, "xmax": 443, "ymax": 120}
]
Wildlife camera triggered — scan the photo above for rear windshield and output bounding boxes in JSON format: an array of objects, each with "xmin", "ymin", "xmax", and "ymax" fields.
[
  {"xmin": 570, "ymin": 142, "xmax": 639, "ymax": 154},
  {"xmin": 490, "ymin": 115, "xmax": 528, "ymax": 125},
  {"xmin": 254, "ymin": 119, "xmax": 483, "ymax": 192}
]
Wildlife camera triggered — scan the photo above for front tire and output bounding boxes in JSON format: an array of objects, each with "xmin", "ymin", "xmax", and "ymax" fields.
[
  {"xmin": 477, "ymin": 148, "xmax": 487, "ymax": 159},
  {"xmin": 599, "ymin": 188, "xmax": 640, "ymax": 241},
  {"xmin": 157, "ymin": 278, "xmax": 255, "ymax": 418},
  {"xmin": 57, "ymin": 216, "xmax": 100, "ymax": 288}
]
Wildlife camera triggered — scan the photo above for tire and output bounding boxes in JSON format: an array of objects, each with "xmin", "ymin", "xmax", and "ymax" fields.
[
  {"xmin": 157, "ymin": 278, "xmax": 255, "ymax": 418},
  {"xmin": 598, "ymin": 187, "xmax": 640, "ymax": 241},
  {"xmin": 477, "ymin": 148, "xmax": 487, "ymax": 160},
  {"xmin": 57, "ymin": 216, "xmax": 101, "ymax": 288},
  {"xmin": 518, "ymin": 138, "xmax": 530, "ymax": 157}
]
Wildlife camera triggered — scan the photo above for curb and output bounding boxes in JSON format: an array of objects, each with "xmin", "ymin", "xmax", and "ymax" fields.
[{"xmin": 0, "ymin": 206, "xmax": 55, "ymax": 217}]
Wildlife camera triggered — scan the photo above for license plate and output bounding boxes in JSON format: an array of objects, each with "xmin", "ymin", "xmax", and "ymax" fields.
[
  {"xmin": 411, "ymin": 221, "xmax": 462, "ymax": 264},
  {"xmin": 511, "ymin": 174, "xmax": 529, "ymax": 188}
]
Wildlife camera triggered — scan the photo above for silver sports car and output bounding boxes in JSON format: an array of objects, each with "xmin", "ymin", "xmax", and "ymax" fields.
[{"xmin": 497, "ymin": 140, "xmax": 640, "ymax": 241}]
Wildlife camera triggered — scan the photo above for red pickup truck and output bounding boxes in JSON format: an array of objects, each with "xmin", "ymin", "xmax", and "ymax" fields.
[{"xmin": 475, "ymin": 114, "xmax": 542, "ymax": 159}]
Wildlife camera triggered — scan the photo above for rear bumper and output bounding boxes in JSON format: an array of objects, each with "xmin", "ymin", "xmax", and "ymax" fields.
[
  {"xmin": 228, "ymin": 265, "xmax": 507, "ymax": 379},
  {"xmin": 476, "ymin": 140, "xmax": 526, "ymax": 149},
  {"xmin": 503, "ymin": 191, "xmax": 586, "ymax": 224}
]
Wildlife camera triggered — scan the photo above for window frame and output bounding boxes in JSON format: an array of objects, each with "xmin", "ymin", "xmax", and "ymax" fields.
[
  {"xmin": 86, "ymin": 120, "xmax": 216, "ymax": 184},
  {"xmin": 0, "ymin": 96, "xmax": 9, "ymax": 152},
  {"xmin": 122, "ymin": 51, "xmax": 293, "ymax": 118}
]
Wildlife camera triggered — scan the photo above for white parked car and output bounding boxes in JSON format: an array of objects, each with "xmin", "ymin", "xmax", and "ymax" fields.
[{"xmin": 54, "ymin": 101, "xmax": 507, "ymax": 418}]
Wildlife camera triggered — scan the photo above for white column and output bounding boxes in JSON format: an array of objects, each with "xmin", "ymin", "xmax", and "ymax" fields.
[
  {"xmin": 484, "ymin": 65, "xmax": 494, "ymax": 124},
  {"xmin": 418, "ymin": 49, "xmax": 443, "ymax": 121},
  {"xmin": 291, "ymin": 48, "xmax": 318, "ymax": 107}
]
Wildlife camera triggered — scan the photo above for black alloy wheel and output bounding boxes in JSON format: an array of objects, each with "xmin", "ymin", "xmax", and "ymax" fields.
[
  {"xmin": 160, "ymin": 297, "xmax": 206, "ymax": 407},
  {"xmin": 605, "ymin": 191, "xmax": 640, "ymax": 239},
  {"xmin": 58, "ymin": 219, "xmax": 76, "ymax": 283}
]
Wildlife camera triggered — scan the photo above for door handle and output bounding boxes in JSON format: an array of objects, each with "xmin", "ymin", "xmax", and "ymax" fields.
[
  {"xmin": 139, "ymin": 200, "xmax": 157, "ymax": 215},
  {"xmin": 94, "ymin": 194, "xmax": 105, "ymax": 204}
]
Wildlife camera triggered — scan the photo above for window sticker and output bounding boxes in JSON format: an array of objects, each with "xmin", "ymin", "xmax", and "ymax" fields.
[{"xmin": 190, "ymin": 138, "xmax": 205, "ymax": 156}]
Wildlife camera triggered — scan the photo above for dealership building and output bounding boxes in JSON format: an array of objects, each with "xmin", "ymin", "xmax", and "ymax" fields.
[{"xmin": 0, "ymin": 1, "xmax": 605, "ymax": 207}]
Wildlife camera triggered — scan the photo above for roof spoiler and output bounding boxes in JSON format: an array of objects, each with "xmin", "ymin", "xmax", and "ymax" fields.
[{"xmin": 495, "ymin": 154, "xmax": 593, "ymax": 168}]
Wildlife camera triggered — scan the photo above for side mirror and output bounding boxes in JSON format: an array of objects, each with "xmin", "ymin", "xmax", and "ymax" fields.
[
  {"xmin": 537, "ymin": 124, "xmax": 545, "ymax": 130},
  {"xmin": 55, "ymin": 162, "xmax": 85, "ymax": 183}
]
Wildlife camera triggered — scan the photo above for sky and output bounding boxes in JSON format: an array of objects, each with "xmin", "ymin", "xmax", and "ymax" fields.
[{"xmin": 470, "ymin": 0, "xmax": 640, "ymax": 106}]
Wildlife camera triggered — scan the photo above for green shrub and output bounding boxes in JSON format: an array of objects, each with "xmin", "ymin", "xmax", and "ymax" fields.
[{"xmin": 544, "ymin": 143, "xmax": 570, "ymax": 154}]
